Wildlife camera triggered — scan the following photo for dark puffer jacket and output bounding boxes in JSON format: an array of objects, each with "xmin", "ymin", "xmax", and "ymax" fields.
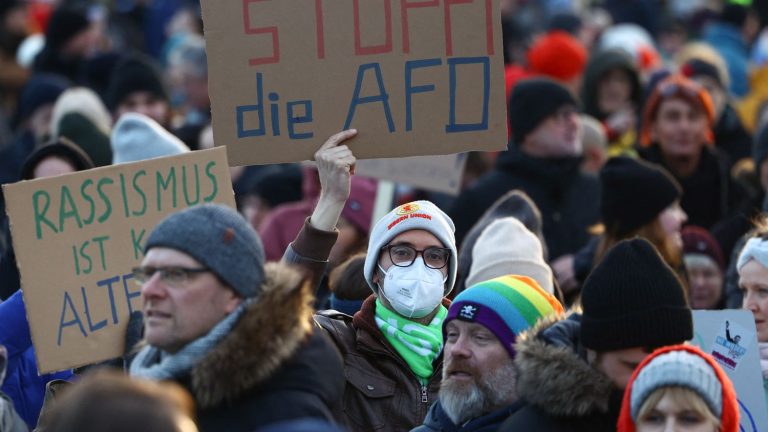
[
  {"xmin": 499, "ymin": 314, "xmax": 623, "ymax": 432},
  {"xmin": 639, "ymin": 144, "xmax": 745, "ymax": 230},
  {"xmin": 449, "ymin": 145, "xmax": 600, "ymax": 259}
]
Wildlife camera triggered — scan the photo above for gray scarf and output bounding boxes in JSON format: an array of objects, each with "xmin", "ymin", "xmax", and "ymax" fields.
[{"xmin": 130, "ymin": 300, "xmax": 250, "ymax": 380}]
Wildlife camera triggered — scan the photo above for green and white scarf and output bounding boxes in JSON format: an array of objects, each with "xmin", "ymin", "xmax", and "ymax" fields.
[{"xmin": 374, "ymin": 299, "xmax": 447, "ymax": 382}]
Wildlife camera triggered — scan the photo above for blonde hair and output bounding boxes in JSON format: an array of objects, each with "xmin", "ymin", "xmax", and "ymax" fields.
[{"xmin": 637, "ymin": 386, "xmax": 720, "ymax": 429}]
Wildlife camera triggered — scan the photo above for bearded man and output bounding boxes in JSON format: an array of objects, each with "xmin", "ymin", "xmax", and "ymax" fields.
[{"xmin": 412, "ymin": 275, "xmax": 563, "ymax": 431}]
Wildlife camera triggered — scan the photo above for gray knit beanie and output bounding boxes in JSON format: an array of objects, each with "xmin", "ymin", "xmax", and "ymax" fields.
[
  {"xmin": 630, "ymin": 350, "xmax": 722, "ymax": 421},
  {"xmin": 144, "ymin": 204, "xmax": 265, "ymax": 298}
]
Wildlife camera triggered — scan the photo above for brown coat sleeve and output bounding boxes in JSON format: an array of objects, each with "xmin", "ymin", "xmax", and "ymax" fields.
[{"xmin": 281, "ymin": 217, "xmax": 339, "ymax": 291}]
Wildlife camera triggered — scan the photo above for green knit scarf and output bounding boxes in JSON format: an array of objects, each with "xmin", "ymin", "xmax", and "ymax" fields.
[{"xmin": 374, "ymin": 299, "xmax": 447, "ymax": 382}]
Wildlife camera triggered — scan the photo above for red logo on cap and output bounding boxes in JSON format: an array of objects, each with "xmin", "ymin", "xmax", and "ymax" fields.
[{"xmin": 396, "ymin": 203, "xmax": 420, "ymax": 215}]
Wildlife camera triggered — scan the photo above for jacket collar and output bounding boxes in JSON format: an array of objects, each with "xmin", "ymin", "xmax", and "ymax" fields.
[
  {"xmin": 513, "ymin": 312, "xmax": 616, "ymax": 417},
  {"xmin": 495, "ymin": 145, "xmax": 583, "ymax": 188},
  {"xmin": 191, "ymin": 262, "xmax": 315, "ymax": 408},
  {"xmin": 426, "ymin": 400, "xmax": 525, "ymax": 431}
]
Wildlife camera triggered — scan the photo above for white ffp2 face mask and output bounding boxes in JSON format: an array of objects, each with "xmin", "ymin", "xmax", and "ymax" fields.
[{"xmin": 377, "ymin": 260, "xmax": 446, "ymax": 319}]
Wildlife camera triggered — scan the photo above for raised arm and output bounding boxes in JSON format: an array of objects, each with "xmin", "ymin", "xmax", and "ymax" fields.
[{"xmin": 282, "ymin": 130, "xmax": 358, "ymax": 288}]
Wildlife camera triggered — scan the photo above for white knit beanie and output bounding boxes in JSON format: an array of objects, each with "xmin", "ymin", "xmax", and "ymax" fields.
[
  {"xmin": 111, "ymin": 112, "xmax": 188, "ymax": 164},
  {"xmin": 466, "ymin": 217, "xmax": 554, "ymax": 293},
  {"xmin": 363, "ymin": 201, "xmax": 457, "ymax": 294}
]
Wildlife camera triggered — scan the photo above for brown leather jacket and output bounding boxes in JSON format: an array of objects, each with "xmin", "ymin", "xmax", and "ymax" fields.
[
  {"xmin": 315, "ymin": 296, "xmax": 443, "ymax": 432},
  {"xmin": 284, "ymin": 218, "xmax": 447, "ymax": 431}
]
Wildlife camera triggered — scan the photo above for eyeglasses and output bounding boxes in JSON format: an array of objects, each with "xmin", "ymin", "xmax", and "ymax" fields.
[
  {"xmin": 132, "ymin": 266, "xmax": 210, "ymax": 287},
  {"xmin": 381, "ymin": 245, "xmax": 451, "ymax": 269}
]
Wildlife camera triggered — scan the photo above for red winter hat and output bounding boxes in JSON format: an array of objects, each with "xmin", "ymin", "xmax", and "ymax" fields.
[
  {"xmin": 682, "ymin": 226, "xmax": 725, "ymax": 271},
  {"xmin": 527, "ymin": 31, "xmax": 587, "ymax": 81},
  {"xmin": 617, "ymin": 344, "xmax": 739, "ymax": 432}
]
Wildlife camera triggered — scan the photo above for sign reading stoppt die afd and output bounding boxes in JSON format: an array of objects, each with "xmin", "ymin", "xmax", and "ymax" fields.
[
  {"xmin": 3, "ymin": 148, "xmax": 235, "ymax": 373},
  {"xmin": 200, "ymin": 0, "xmax": 507, "ymax": 165}
]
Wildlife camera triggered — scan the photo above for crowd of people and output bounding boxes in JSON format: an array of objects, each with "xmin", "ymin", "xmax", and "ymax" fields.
[{"xmin": 2, "ymin": 0, "xmax": 768, "ymax": 431}]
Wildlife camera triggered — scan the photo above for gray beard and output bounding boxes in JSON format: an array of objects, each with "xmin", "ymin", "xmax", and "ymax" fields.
[{"xmin": 439, "ymin": 361, "xmax": 518, "ymax": 425}]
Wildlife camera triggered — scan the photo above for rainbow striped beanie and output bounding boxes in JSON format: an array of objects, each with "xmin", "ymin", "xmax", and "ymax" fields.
[{"xmin": 445, "ymin": 275, "xmax": 564, "ymax": 358}]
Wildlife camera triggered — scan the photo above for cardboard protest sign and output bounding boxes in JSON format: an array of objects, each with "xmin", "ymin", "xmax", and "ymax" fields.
[
  {"xmin": 200, "ymin": 0, "xmax": 507, "ymax": 165},
  {"xmin": 356, "ymin": 153, "xmax": 467, "ymax": 195},
  {"xmin": 692, "ymin": 310, "xmax": 768, "ymax": 431},
  {"xmin": 3, "ymin": 148, "xmax": 235, "ymax": 373}
]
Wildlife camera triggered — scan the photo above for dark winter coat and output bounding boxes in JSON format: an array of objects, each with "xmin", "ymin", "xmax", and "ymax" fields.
[
  {"xmin": 315, "ymin": 296, "xmax": 446, "ymax": 432},
  {"xmin": 640, "ymin": 144, "xmax": 745, "ymax": 230},
  {"xmin": 499, "ymin": 314, "xmax": 623, "ymax": 432},
  {"xmin": 412, "ymin": 399, "xmax": 524, "ymax": 432},
  {"xmin": 714, "ymin": 104, "xmax": 753, "ymax": 166},
  {"xmin": 449, "ymin": 145, "xmax": 601, "ymax": 259},
  {"xmin": 167, "ymin": 263, "xmax": 344, "ymax": 432}
]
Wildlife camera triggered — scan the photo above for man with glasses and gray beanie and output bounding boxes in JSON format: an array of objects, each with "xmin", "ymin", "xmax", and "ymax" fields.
[
  {"xmin": 499, "ymin": 238, "xmax": 693, "ymax": 431},
  {"xmin": 128, "ymin": 203, "xmax": 343, "ymax": 432}
]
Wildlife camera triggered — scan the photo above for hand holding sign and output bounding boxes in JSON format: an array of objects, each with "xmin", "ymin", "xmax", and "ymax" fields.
[{"xmin": 311, "ymin": 130, "xmax": 358, "ymax": 232}]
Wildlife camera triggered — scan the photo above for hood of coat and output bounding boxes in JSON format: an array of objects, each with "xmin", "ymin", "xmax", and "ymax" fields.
[
  {"xmin": 191, "ymin": 262, "xmax": 316, "ymax": 408},
  {"xmin": 514, "ymin": 312, "xmax": 614, "ymax": 417}
]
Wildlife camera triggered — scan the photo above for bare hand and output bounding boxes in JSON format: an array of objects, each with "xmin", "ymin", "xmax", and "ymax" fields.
[
  {"xmin": 314, "ymin": 129, "xmax": 358, "ymax": 204},
  {"xmin": 309, "ymin": 130, "xmax": 358, "ymax": 231}
]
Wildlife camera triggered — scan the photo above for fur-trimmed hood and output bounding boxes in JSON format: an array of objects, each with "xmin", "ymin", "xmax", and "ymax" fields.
[
  {"xmin": 513, "ymin": 311, "xmax": 615, "ymax": 417},
  {"xmin": 191, "ymin": 262, "xmax": 316, "ymax": 408}
]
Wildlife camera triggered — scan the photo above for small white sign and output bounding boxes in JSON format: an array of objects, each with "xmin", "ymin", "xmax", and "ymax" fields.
[{"xmin": 692, "ymin": 310, "xmax": 768, "ymax": 432}]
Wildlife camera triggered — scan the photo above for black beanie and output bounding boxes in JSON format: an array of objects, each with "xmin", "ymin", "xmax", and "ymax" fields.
[
  {"xmin": 105, "ymin": 54, "xmax": 169, "ymax": 111},
  {"xmin": 580, "ymin": 238, "xmax": 692, "ymax": 352},
  {"xmin": 20, "ymin": 137, "xmax": 94, "ymax": 180},
  {"xmin": 58, "ymin": 112, "xmax": 113, "ymax": 167},
  {"xmin": 252, "ymin": 167, "xmax": 303, "ymax": 207},
  {"xmin": 600, "ymin": 157, "xmax": 682, "ymax": 237},
  {"xmin": 45, "ymin": 7, "xmax": 90, "ymax": 50},
  {"xmin": 508, "ymin": 78, "xmax": 578, "ymax": 143},
  {"xmin": 719, "ymin": 4, "xmax": 749, "ymax": 28}
]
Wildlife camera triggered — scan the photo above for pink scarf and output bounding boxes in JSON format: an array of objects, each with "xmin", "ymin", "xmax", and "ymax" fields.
[{"xmin": 760, "ymin": 343, "xmax": 768, "ymax": 380}]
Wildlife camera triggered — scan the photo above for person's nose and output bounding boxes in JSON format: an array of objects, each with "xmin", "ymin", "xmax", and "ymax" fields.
[
  {"xmin": 141, "ymin": 272, "xmax": 168, "ymax": 301},
  {"xmin": 448, "ymin": 334, "xmax": 472, "ymax": 359}
]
